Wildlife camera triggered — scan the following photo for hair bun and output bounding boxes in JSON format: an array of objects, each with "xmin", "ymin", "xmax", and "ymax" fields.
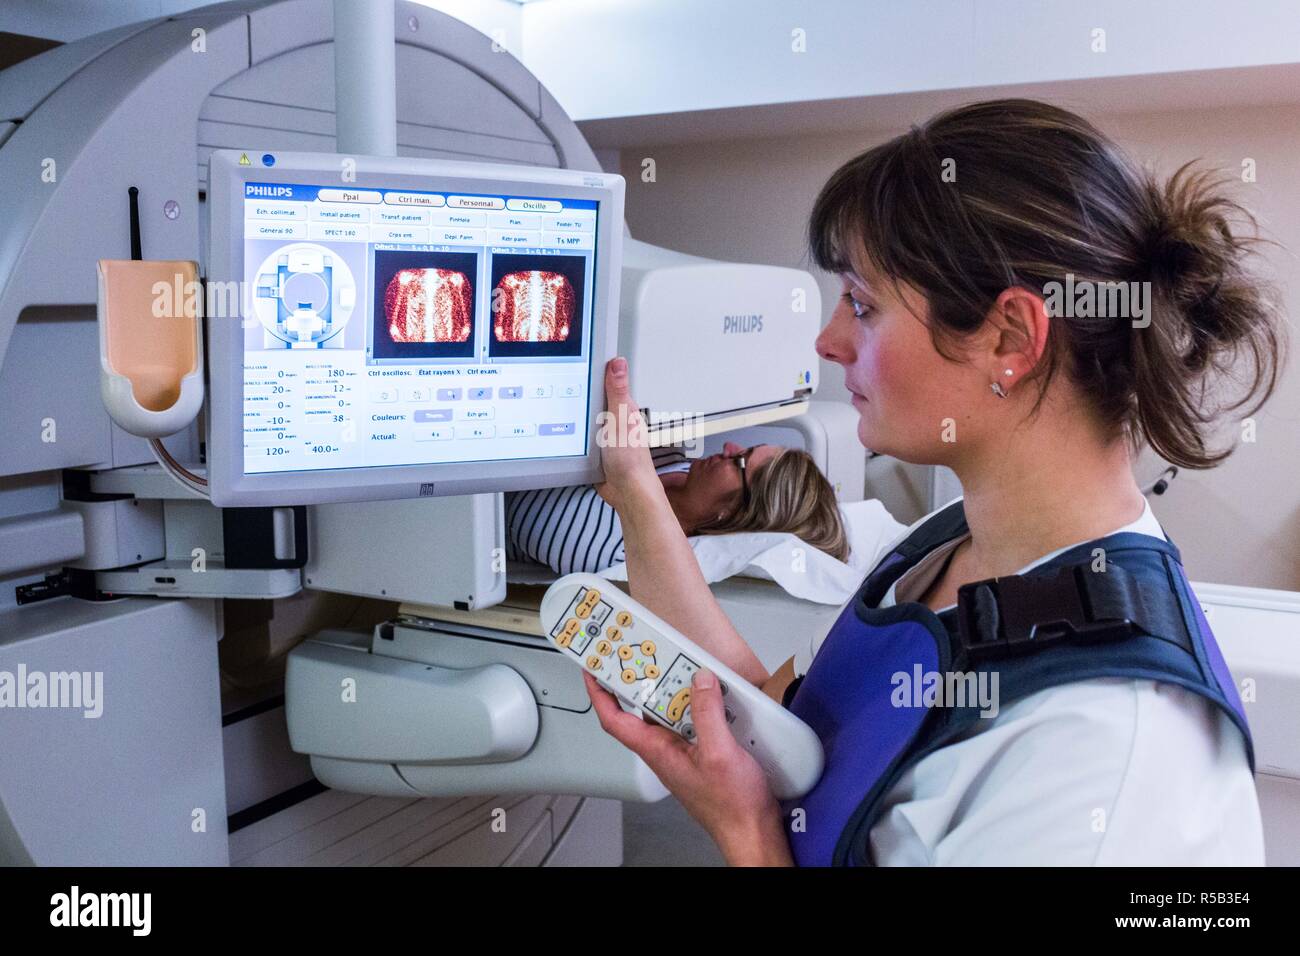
[
  {"xmin": 1142, "ymin": 163, "xmax": 1251, "ymax": 342},
  {"xmin": 1144, "ymin": 214, "xmax": 1197, "ymax": 284}
]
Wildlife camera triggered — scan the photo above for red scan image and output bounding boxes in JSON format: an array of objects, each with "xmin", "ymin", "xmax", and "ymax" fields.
[
  {"xmin": 493, "ymin": 271, "xmax": 575, "ymax": 343},
  {"xmin": 385, "ymin": 268, "xmax": 473, "ymax": 343}
]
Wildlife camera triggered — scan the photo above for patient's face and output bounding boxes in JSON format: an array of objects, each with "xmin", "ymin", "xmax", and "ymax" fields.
[
  {"xmin": 681, "ymin": 442, "xmax": 781, "ymax": 523},
  {"xmin": 815, "ymin": 266, "xmax": 989, "ymax": 466}
]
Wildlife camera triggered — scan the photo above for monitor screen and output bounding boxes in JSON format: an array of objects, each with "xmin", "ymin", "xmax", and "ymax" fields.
[
  {"xmin": 206, "ymin": 152, "xmax": 624, "ymax": 506},
  {"xmin": 241, "ymin": 181, "xmax": 596, "ymax": 474}
]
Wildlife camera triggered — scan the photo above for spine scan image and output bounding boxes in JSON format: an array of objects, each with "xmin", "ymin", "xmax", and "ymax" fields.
[
  {"xmin": 384, "ymin": 268, "xmax": 473, "ymax": 343},
  {"xmin": 493, "ymin": 270, "xmax": 575, "ymax": 342}
]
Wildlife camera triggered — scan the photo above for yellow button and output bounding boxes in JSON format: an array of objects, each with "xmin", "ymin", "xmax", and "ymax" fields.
[
  {"xmin": 640, "ymin": 640, "xmax": 656, "ymax": 656},
  {"xmin": 616, "ymin": 611, "xmax": 633, "ymax": 627},
  {"xmin": 582, "ymin": 587, "xmax": 601, "ymax": 605},
  {"xmin": 667, "ymin": 688, "xmax": 691, "ymax": 721},
  {"xmin": 621, "ymin": 668, "xmax": 637, "ymax": 684},
  {"xmin": 618, "ymin": 645, "xmax": 633, "ymax": 661},
  {"xmin": 644, "ymin": 664, "xmax": 660, "ymax": 679},
  {"xmin": 586, "ymin": 655, "xmax": 602, "ymax": 670},
  {"xmin": 605, "ymin": 626, "xmax": 623, "ymax": 642},
  {"xmin": 575, "ymin": 602, "xmax": 592, "ymax": 620},
  {"xmin": 556, "ymin": 619, "xmax": 580, "ymax": 646},
  {"xmin": 595, "ymin": 640, "xmax": 613, "ymax": 656}
]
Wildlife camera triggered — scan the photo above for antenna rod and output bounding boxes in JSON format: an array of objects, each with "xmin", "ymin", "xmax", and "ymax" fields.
[{"xmin": 128, "ymin": 185, "xmax": 142, "ymax": 259}]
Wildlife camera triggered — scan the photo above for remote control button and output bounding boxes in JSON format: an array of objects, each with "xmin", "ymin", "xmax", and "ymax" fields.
[
  {"xmin": 605, "ymin": 626, "xmax": 623, "ymax": 642},
  {"xmin": 640, "ymin": 640, "xmax": 656, "ymax": 656},
  {"xmin": 618, "ymin": 645, "xmax": 634, "ymax": 661},
  {"xmin": 556, "ymin": 632, "xmax": 572, "ymax": 648},
  {"xmin": 585, "ymin": 622, "xmax": 600, "ymax": 638},
  {"xmin": 667, "ymin": 688, "xmax": 691, "ymax": 721},
  {"xmin": 575, "ymin": 589, "xmax": 600, "ymax": 620},
  {"xmin": 559, "ymin": 618, "xmax": 580, "ymax": 638},
  {"xmin": 595, "ymin": 640, "xmax": 613, "ymax": 656},
  {"xmin": 621, "ymin": 668, "xmax": 637, "ymax": 684},
  {"xmin": 680, "ymin": 721, "xmax": 696, "ymax": 741},
  {"xmin": 586, "ymin": 655, "xmax": 602, "ymax": 670},
  {"xmin": 644, "ymin": 663, "xmax": 660, "ymax": 679},
  {"xmin": 616, "ymin": 611, "xmax": 633, "ymax": 627}
]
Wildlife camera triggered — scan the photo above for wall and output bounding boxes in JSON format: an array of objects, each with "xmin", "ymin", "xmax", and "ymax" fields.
[
  {"xmin": 618, "ymin": 102, "xmax": 1300, "ymax": 590},
  {"xmin": 524, "ymin": 0, "xmax": 1300, "ymax": 122}
]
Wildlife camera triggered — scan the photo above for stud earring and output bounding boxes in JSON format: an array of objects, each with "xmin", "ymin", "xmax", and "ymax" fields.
[{"xmin": 990, "ymin": 381, "xmax": 1008, "ymax": 398}]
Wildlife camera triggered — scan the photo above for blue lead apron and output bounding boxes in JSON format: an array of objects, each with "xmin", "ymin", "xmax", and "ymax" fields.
[{"xmin": 780, "ymin": 500, "xmax": 1253, "ymax": 867}]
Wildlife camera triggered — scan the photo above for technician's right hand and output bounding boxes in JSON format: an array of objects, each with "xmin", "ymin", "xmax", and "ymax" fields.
[
  {"xmin": 583, "ymin": 668, "xmax": 794, "ymax": 866},
  {"xmin": 594, "ymin": 357, "xmax": 659, "ymax": 511}
]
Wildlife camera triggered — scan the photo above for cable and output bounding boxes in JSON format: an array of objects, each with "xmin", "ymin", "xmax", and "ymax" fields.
[
  {"xmin": 150, "ymin": 438, "xmax": 207, "ymax": 491},
  {"xmin": 149, "ymin": 437, "xmax": 209, "ymax": 497}
]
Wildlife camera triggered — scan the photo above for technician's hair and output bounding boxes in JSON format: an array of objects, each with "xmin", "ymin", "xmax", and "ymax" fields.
[
  {"xmin": 694, "ymin": 448, "xmax": 851, "ymax": 562},
  {"xmin": 807, "ymin": 98, "xmax": 1286, "ymax": 468}
]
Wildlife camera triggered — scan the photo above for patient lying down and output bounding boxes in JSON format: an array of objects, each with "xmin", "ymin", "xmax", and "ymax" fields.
[{"xmin": 505, "ymin": 443, "xmax": 849, "ymax": 575}]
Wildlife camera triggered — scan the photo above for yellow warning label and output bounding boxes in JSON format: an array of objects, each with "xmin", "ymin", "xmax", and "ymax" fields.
[{"xmin": 239, "ymin": 153, "xmax": 250, "ymax": 166}]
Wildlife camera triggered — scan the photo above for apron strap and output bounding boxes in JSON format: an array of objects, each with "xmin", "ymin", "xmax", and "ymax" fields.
[{"xmin": 951, "ymin": 561, "xmax": 1193, "ymax": 667}]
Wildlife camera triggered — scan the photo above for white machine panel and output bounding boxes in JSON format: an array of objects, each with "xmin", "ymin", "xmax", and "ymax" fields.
[
  {"xmin": 305, "ymin": 492, "xmax": 507, "ymax": 609},
  {"xmin": 619, "ymin": 238, "xmax": 820, "ymax": 431}
]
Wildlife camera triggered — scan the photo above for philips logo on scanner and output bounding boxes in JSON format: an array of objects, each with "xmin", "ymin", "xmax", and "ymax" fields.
[
  {"xmin": 722, "ymin": 314, "xmax": 763, "ymax": 334},
  {"xmin": 245, "ymin": 185, "xmax": 294, "ymax": 198}
]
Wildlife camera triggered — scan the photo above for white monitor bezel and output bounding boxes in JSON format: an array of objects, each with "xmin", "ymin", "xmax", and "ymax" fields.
[{"xmin": 206, "ymin": 149, "xmax": 624, "ymax": 507}]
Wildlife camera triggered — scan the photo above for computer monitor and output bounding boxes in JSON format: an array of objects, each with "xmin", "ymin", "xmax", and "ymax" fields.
[{"xmin": 205, "ymin": 150, "xmax": 624, "ymax": 507}]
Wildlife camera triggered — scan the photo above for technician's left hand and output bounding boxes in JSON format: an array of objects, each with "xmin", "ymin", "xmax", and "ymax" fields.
[{"xmin": 583, "ymin": 667, "xmax": 794, "ymax": 866}]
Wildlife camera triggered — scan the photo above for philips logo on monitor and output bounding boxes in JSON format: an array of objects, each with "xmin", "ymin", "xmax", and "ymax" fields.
[
  {"xmin": 245, "ymin": 185, "xmax": 295, "ymax": 198},
  {"xmin": 722, "ymin": 314, "xmax": 763, "ymax": 334}
]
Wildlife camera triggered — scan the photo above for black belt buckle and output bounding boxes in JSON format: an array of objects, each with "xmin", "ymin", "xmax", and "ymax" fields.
[{"xmin": 956, "ymin": 565, "xmax": 1136, "ymax": 661}]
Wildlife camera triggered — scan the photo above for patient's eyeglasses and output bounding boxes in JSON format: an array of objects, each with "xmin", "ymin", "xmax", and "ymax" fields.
[{"xmin": 733, "ymin": 446, "xmax": 756, "ymax": 509}]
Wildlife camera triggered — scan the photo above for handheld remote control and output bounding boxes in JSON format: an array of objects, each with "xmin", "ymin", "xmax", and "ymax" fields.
[{"xmin": 540, "ymin": 573, "xmax": 825, "ymax": 800}]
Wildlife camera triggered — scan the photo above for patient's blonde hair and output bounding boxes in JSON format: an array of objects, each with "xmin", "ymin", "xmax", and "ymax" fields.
[{"xmin": 695, "ymin": 449, "xmax": 850, "ymax": 562}]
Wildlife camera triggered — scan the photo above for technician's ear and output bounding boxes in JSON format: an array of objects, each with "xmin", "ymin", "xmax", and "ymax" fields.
[{"xmin": 986, "ymin": 286, "xmax": 1050, "ymax": 388}]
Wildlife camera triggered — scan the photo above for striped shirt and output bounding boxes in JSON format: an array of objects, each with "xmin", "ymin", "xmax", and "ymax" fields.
[{"xmin": 505, "ymin": 447, "xmax": 690, "ymax": 574}]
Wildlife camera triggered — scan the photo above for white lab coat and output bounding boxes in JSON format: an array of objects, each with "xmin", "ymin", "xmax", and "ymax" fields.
[{"xmin": 795, "ymin": 500, "xmax": 1265, "ymax": 865}]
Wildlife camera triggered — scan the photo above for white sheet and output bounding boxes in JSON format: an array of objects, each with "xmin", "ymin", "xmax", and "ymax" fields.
[{"xmin": 506, "ymin": 499, "xmax": 909, "ymax": 605}]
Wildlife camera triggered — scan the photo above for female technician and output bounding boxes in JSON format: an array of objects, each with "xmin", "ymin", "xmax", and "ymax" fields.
[{"xmin": 584, "ymin": 99, "xmax": 1283, "ymax": 866}]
